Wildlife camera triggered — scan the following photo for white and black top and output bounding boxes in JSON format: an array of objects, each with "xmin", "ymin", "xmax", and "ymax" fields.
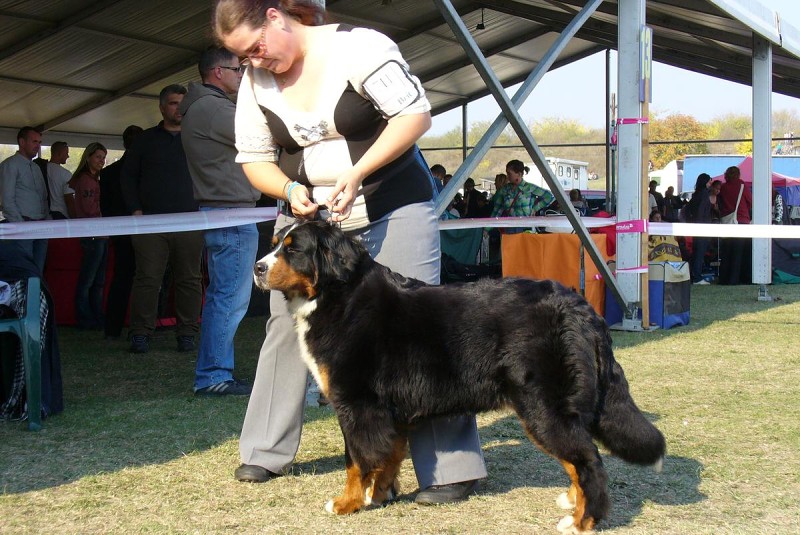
[{"xmin": 235, "ymin": 24, "xmax": 433, "ymax": 231}]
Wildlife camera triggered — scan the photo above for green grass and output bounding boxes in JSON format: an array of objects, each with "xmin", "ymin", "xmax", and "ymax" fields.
[{"xmin": 2, "ymin": 284, "xmax": 800, "ymax": 534}]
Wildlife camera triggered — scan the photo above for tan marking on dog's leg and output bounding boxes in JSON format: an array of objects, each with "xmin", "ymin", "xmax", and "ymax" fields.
[
  {"xmin": 366, "ymin": 436, "xmax": 407, "ymax": 506},
  {"xmin": 325, "ymin": 462, "xmax": 367, "ymax": 515},
  {"xmin": 316, "ymin": 367, "xmax": 330, "ymax": 400},
  {"xmin": 558, "ymin": 461, "xmax": 595, "ymax": 534}
]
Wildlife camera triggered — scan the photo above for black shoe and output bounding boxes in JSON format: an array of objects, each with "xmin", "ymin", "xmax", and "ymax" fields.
[
  {"xmin": 234, "ymin": 464, "xmax": 280, "ymax": 483},
  {"xmin": 129, "ymin": 334, "xmax": 150, "ymax": 354},
  {"xmin": 176, "ymin": 335, "xmax": 196, "ymax": 352},
  {"xmin": 415, "ymin": 479, "xmax": 479, "ymax": 505},
  {"xmin": 194, "ymin": 378, "xmax": 252, "ymax": 396}
]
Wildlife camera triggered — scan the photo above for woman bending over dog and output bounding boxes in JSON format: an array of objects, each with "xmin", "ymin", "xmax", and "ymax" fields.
[{"xmin": 212, "ymin": 0, "xmax": 487, "ymax": 504}]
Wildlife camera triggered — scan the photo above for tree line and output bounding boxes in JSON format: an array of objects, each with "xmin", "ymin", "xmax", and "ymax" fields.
[{"xmin": 419, "ymin": 109, "xmax": 800, "ymax": 187}]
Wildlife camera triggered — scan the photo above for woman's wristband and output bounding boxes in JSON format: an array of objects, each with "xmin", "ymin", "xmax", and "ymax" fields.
[{"xmin": 286, "ymin": 181, "xmax": 300, "ymax": 202}]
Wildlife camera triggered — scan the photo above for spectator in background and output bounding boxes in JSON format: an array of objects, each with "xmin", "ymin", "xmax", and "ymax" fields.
[
  {"xmin": 569, "ymin": 188, "xmax": 588, "ymax": 216},
  {"xmin": 494, "ymin": 172, "xmax": 507, "ymax": 193},
  {"xmin": 0, "ymin": 127, "xmax": 49, "ymax": 274},
  {"xmin": 718, "ymin": 166, "xmax": 752, "ymax": 285},
  {"xmin": 120, "ymin": 84, "xmax": 204, "ymax": 354},
  {"xmin": 773, "ymin": 187, "xmax": 788, "ymax": 225},
  {"xmin": 709, "ymin": 180, "xmax": 722, "ymax": 222},
  {"xmin": 662, "ymin": 186, "xmax": 683, "ymax": 222},
  {"xmin": 648, "ymin": 180, "xmax": 664, "ymax": 214},
  {"xmin": 460, "ymin": 177, "xmax": 480, "ymax": 217},
  {"xmin": 429, "ymin": 164, "xmax": 446, "ymax": 192},
  {"xmin": 685, "ymin": 173, "xmax": 713, "ymax": 284},
  {"xmin": 100, "ymin": 125, "xmax": 144, "ymax": 340},
  {"xmin": 648, "ymin": 190, "xmax": 658, "ymax": 216},
  {"xmin": 35, "ymin": 141, "xmax": 73, "ymax": 219},
  {"xmin": 68, "ymin": 143, "xmax": 108, "ymax": 329},
  {"xmin": 491, "ymin": 159, "xmax": 554, "ymax": 233},
  {"xmin": 475, "ymin": 190, "xmax": 492, "ymax": 217},
  {"xmin": 490, "ymin": 172, "xmax": 507, "ymax": 207},
  {"xmin": 180, "ymin": 46, "xmax": 260, "ymax": 396},
  {"xmin": 431, "ymin": 166, "xmax": 459, "ymax": 218}
]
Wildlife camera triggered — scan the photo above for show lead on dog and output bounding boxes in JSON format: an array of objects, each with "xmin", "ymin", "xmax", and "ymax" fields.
[{"xmin": 213, "ymin": 0, "xmax": 487, "ymax": 503}]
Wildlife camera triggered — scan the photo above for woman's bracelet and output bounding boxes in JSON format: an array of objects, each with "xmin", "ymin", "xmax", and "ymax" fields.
[{"xmin": 286, "ymin": 181, "xmax": 300, "ymax": 202}]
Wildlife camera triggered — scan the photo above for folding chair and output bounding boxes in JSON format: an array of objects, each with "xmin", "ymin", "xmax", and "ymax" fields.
[{"xmin": 0, "ymin": 277, "xmax": 42, "ymax": 431}]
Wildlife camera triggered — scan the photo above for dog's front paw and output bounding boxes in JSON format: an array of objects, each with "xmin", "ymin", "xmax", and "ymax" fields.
[
  {"xmin": 324, "ymin": 496, "xmax": 364, "ymax": 515},
  {"xmin": 366, "ymin": 483, "xmax": 396, "ymax": 508},
  {"xmin": 556, "ymin": 491, "xmax": 576, "ymax": 510},
  {"xmin": 557, "ymin": 515, "xmax": 578, "ymax": 534},
  {"xmin": 557, "ymin": 514, "xmax": 595, "ymax": 534}
]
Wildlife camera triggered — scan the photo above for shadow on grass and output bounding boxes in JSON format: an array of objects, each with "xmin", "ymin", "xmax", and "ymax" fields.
[{"xmin": 0, "ymin": 320, "xmax": 332, "ymax": 495}]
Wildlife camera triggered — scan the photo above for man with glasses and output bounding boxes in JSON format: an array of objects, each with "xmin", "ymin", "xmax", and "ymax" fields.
[{"xmin": 179, "ymin": 46, "xmax": 259, "ymax": 396}]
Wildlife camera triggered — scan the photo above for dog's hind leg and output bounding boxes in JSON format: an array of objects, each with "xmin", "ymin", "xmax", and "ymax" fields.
[{"xmin": 517, "ymin": 411, "xmax": 609, "ymax": 534}]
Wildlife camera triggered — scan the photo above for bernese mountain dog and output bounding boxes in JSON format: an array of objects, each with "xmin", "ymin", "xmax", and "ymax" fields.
[{"xmin": 255, "ymin": 221, "xmax": 665, "ymax": 534}]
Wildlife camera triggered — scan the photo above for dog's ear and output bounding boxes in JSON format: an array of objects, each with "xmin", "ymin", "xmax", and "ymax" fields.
[{"xmin": 314, "ymin": 222, "xmax": 366, "ymax": 285}]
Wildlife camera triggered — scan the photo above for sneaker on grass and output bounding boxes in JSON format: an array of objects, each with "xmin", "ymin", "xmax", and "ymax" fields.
[
  {"xmin": 194, "ymin": 378, "xmax": 252, "ymax": 397},
  {"xmin": 176, "ymin": 335, "xmax": 196, "ymax": 352},
  {"xmin": 129, "ymin": 334, "xmax": 150, "ymax": 354}
]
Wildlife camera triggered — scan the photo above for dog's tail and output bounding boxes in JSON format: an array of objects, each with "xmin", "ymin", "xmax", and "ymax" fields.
[{"xmin": 593, "ymin": 331, "xmax": 666, "ymax": 470}]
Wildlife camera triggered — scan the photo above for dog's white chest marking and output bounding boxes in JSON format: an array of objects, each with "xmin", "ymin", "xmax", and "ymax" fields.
[{"xmin": 289, "ymin": 298, "xmax": 324, "ymax": 388}]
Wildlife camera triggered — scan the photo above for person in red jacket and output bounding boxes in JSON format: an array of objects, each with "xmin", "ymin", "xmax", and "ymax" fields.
[{"xmin": 718, "ymin": 165, "xmax": 752, "ymax": 285}]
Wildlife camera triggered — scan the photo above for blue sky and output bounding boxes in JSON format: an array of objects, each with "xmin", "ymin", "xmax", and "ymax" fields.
[{"xmin": 428, "ymin": 0, "xmax": 799, "ymax": 135}]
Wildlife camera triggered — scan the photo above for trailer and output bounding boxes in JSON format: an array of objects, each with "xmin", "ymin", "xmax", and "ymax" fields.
[{"xmin": 524, "ymin": 157, "xmax": 589, "ymax": 192}]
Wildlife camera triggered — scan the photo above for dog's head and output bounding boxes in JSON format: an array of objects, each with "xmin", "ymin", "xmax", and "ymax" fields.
[{"xmin": 254, "ymin": 221, "xmax": 369, "ymax": 300}]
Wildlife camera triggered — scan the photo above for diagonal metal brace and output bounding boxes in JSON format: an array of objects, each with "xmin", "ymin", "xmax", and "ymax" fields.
[{"xmin": 432, "ymin": 0, "xmax": 629, "ymax": 315}]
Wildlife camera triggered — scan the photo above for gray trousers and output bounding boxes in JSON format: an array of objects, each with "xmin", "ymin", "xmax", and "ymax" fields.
[{"xmin": 239, "ymin": 202, "xmax": 487, "ymax": 488}]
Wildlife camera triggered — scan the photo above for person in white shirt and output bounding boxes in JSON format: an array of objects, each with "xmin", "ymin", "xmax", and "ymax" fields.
[{"xmin": 45, "ymin": 141, "xmax": 74, "ymax": 219}]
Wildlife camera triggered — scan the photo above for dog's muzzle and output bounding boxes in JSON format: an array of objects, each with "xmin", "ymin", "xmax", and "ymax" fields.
[{"xmin": 254, "ymin": 260, "xmax": 269, "ymax": 290}]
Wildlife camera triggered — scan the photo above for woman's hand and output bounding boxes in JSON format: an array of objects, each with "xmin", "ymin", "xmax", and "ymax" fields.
[
  {"xmin": 288, "ymin": 183, "xmax": 320, "ymax": 220},
  {"xmin": 326, "ymin": 167, "xmax": 365, "ymax": 222},
  {"xmin": 242, "ymin": 161, "xmax": 322, "ymax": 219}
]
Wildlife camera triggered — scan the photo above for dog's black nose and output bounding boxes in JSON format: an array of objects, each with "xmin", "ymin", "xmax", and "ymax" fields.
[{"xmin": 254, "ymin": 262, "xmax": 267, "ymax": 276}]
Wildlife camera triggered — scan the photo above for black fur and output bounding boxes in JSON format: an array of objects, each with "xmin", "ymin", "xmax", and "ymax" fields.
[{"xmin": 258, "ymin": 221, "xmax": 665, "ymax": 529}]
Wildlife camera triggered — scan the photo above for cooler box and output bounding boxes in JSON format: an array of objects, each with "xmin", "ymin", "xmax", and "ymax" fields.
[{"xmin": 605, "ymin": 261, "xmax": 690, "ymax": 329}]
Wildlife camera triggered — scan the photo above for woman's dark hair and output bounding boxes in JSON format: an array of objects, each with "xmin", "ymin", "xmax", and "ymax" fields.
[
  {"xmin": 213, "ymin": 0, "xmax": 326, "ymax": 42},
  {"xmin": 693, "ymin": 172, "xmax": 711, "ymax": 192},
  {"xmin": 506, "ymin": 159, "xmax": 529, "ymax": 175}
]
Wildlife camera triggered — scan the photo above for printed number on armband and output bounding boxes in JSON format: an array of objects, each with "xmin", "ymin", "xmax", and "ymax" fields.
[{"xmin": 362, "ymin": 60, "xmax": 421, "ymax": 118}]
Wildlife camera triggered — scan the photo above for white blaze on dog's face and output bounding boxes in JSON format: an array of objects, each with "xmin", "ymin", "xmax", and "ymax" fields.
[{"xmin": 253, "ymin": 237, "xmax": 282, "ymax": 291}]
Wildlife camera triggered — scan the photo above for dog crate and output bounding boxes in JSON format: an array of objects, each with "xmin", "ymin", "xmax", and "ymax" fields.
[{"xmin": 605, "ymin": 261, "xmax": 691, "ymax": 329}]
